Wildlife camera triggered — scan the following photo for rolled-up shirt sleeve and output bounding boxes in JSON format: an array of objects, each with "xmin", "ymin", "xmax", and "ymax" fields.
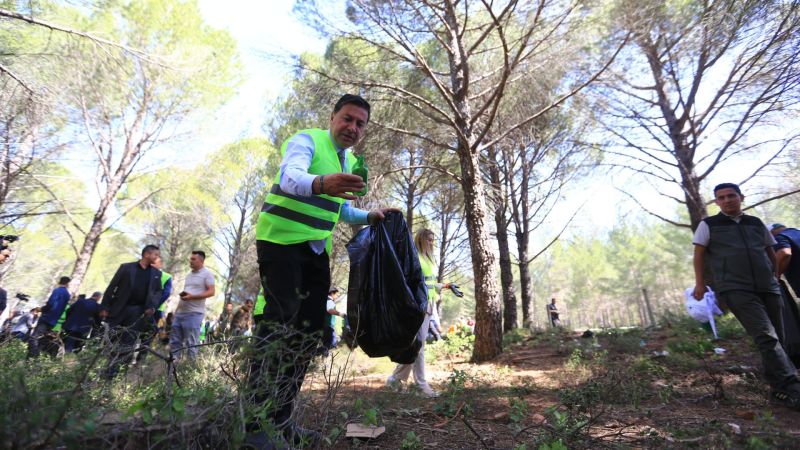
[{"xmin": 279, "ymin": 133, "xmax": 318, "ymax": 197}]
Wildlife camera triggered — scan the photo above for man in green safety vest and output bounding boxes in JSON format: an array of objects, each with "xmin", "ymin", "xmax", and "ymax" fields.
[
  {"xmin": 152, "ymin": 256, "xmax": 173, "ymax": 318},
  {"xmin": 245, "ymin": 94, "xmax": 396, "ymax": 449}
]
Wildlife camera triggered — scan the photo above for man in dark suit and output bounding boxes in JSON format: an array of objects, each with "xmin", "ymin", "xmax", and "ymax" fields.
[{"xmin": 101, "ymin": 244, "xmax": 163, "ymax": 378}]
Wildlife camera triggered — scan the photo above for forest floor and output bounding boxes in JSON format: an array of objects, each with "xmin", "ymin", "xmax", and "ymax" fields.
[
  {"xmin": 300, "ymin": 316, "xmax": 800, "ymax": 449},
  {"xmin": 3, "ymin": 314, "xmax": 800, "ymax": 449}
]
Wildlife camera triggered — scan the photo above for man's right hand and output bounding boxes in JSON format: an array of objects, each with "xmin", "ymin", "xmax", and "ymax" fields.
[
  {"xmin": 318, "ymin": 173, "xmax": 365, "ymax": 200},
  {"xmin": 693, "ymin": 285, "xmax": 705, "ymax": 301},
  {"xmin": 99, "ymin": 309, "xmax": 109, "ymax": 319}
]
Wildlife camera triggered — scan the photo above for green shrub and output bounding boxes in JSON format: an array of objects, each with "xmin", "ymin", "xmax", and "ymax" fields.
[
  {"xmin": 401, "ymin": 431, "xmax": 424, "ymax": 449},
  {"xmin": 503, "ymin": 328, "xmax": 532, "ymax": 347},
  {"xmin": 434, "ymin": 369, "xmax": 473, "ymax": 417},
  {"xmin": 427, "ymin": 332, "xmax": 474, "ymax": 363}
]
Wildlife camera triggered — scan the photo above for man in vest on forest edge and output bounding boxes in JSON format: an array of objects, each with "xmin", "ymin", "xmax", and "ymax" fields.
[
  {"xmin": 245, "ymin": 94, "xmax": 397, "ymax": 449},
  {"xmin": 692, "ymin": 183, "xmax": 800, "ymax": 410}
]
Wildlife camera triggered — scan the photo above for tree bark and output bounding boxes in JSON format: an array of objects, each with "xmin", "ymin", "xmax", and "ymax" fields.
[
  {"xmin": 487, "ymin": 147, "xmax": 517, "ymax": 332},
  {"xmin": 459, "ymin": 145, "xmax": 502, "ymax": 361},
  {"xmin": 69, "ymin": 191, "xmax": 116, "ymax": 294},
  {"xmin": 440, "ymin": 1, "xmax": 501, "ymax": 361},
  {"xmin": 516, "ymin": 152, "xmax": 534, "ymax": 328}
]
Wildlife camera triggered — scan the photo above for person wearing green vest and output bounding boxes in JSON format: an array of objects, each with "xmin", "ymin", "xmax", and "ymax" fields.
[
  {"xmin": 245, "ymin": 94, "xmax": 397, "ymax": 449},
  {"xmin": 386, "ymin": 228, "xmax": 458, "ymax": 398},
  {"xmin": 153, "ymin": 256, "xmax": 173, "ymax": 319}
]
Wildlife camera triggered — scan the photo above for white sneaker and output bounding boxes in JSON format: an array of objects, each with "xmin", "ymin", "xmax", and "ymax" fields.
[{"xmin": 417, "ymin": 383, "xmax": 439, "ymax": 398}]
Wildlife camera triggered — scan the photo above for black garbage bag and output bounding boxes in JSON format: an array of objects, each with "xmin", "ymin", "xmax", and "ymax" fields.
[{"xmin": 346, "ymin": 211, "xmax": 427, "ymax": 363}]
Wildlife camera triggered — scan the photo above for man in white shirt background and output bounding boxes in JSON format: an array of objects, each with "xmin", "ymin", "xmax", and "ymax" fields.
[{"xmin": 170, "ymin": 250, "xmax": 215, "ymax": 361}]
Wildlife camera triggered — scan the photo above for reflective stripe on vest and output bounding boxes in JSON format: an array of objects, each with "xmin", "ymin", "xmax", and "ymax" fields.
[{"xmin": 256, "ymin": 129, "xmax": 348, "ymax": 254}]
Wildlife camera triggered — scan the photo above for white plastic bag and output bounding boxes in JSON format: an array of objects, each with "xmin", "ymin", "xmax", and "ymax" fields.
[{"xmin": 684, "ymin": 287, "xmax": 723, "ymax": 339}]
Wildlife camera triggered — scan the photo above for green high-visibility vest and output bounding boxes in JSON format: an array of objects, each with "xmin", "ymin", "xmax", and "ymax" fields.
[
  {"xmin": 254, "ymin": 289, "xmax": 266, "ymax": 316},
  {"xmin": 158, "ymin": 271, "xmax": 172, "ymax": 312},
  {"xmin": 52, "ymin": 305, "xmax": 69, "ymax": 332},
  {"xmin": 256, "ymin": 129, "xmax": 351, "ymax": 255},
  {"xmin": 419, "ymin": 255, "xmax": 439, "ymax": 303}
]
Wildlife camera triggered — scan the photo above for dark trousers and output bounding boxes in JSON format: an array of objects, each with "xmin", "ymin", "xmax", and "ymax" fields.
[
  {"xmin": 26, "ymin": 322, "xmax": 52, "ymax": 358},
  {"xmin": 63, "ymin": 330, "xmax": 89, "ymax": 353},
  {"xmin": 722, "ymin": 290, "xmax": 800, "ymax": 393},
  {"xmin": 248, "ymin": 241, "xmax": 329, "ymax": 431},
  {"xmin": 105, "ymin": 305, "xmax": 152, "ymax": 378}
]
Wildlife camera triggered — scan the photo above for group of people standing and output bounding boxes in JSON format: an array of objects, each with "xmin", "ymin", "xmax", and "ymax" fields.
[
  {"xmin": 3, "ymin": 93, "xmax": 455, "ymax": 449},
  {"xmin": 7, "ymin": 246, "xmax": 217, "ymax": 378}
]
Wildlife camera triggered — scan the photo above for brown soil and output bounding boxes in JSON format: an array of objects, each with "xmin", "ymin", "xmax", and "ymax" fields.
[{"xmin": 300, "ymin": 327, "xmax": 800, "ymax": 449}]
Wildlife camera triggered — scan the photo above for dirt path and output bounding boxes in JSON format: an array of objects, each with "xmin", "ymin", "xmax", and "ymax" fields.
[{"xmin": 301, "ymin": 325, "xmax": 800, "ymax": 449}]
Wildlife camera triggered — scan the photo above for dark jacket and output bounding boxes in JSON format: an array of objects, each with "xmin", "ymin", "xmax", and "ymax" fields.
[
  {"xmin": 775, "ymin": 227, "xmax": 800, "ymax": 294},
  {"xmin": 102, "ymin": 262, "xmax": 163, "ymax": 322},
  {"xmin": 705, "ymin": 213, "xmax": 780, "ymax": 294},
  {"xmin": 63, "ymin": 298, "xmax": 102, "ymax": 335},
  {"xmin": 40, "ymin": 286, "xmax": 71, "ymax": 327}
]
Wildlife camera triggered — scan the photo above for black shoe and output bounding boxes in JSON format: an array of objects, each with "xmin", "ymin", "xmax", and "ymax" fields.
[
  {"xmin": 242, "ymin": 431, "xmax": 289, "ymax": 450},
  {"xmin": 282, "ymin": 423, "xmax": 321, "ymax": 449},
  {"xmin": 771, "ymin": 390, "xmax": 800, "ymax": 410}
]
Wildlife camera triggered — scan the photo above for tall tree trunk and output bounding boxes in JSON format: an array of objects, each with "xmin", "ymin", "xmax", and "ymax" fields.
[
  {"xmin": 496, "ymin": 212, "xmax": 517, "ymax": 332},
  {"xmin": 405, "ymin": 147, "xmax": 417, "ymax": 233},
  {"xmin": 436, "ymin": 207, "xmax": 451, "ymax": 317},
  {"xmin": 223, "ymin": 201, "xmax": 248, "ymax": 303},
  {"xmin": 487, "ymin": 147, "xmax": 517, "ymax": 332},
  {"xmin": 443, "ymin": 1, "xmax": 501, "ymax": 361},
  {"xmin": 405, "ymin": 181, "xmax": 416, "ymax": 235},
  {"xmin": 69, "ymin": 206, "xmax": 110, "ymax": 295},
  {"xmin": 458, "ymin": 144, "xmax": 502, "ymax": 361},
  {"xmin": 517, "ymin": 156, "xmax": 534, "ymax": 328}
]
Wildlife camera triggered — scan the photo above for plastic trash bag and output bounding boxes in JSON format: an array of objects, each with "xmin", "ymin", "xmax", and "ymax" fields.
[
  {"xmin": 346, "ymin": 211, "xmax": 427, "ymax": 363},
  {"xmin": 684, "ymin": 286, "xmax": 723, "ymax": 338}
]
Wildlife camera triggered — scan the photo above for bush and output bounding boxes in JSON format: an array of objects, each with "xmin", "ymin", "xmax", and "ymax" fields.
[
  {"xmin": 503, "ymin": 328, "xmax": 532, "ymax": 347},
  {"xmin": 427, "ymin": 332, "xmax": 474, "ymax": 363}
]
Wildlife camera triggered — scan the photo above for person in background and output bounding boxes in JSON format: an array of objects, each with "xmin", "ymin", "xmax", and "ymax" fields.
[
  {"xmin": 28, "ymin": 276, "xmax": 71, "ymax": 358},
  {"xmin": 0, "ymin": 286, "xmax": 6, "ymax": 317},
  {"xmin": 547, "ymin": 298, "xmax": 561, "ymax": 327},
  {"xmin": 231, "ymin": 299, "xmax": 254, "ymax": 337},
  {"xmin": 101, "ymin": 245, "xmax": 163, "ymax": 378},
  {"xmin": 771, "ymin": 223, "xmax": 800, "ymax": 296},
  {"xmin": 387, "ymin": 228, "xmax": 459, "ymax": 398},
  {"xmin": 152, "ymin": 256, "xmax": 173, "ymax": 319},
  {"xmin": 12, "ymin": 307, "xmax": 40, "ymax": 342},
  {"xmin": 170, "ymin": 250, "xmax": 215, "ymax": 361},
  {"xmin": 63, "ymin": 291, "xmax": 103, "ymax": 353},
  {"xmin": 693, "ymin": 183, "xmax": 800, "ymax": 410},
  {"xmin": 324, "ymin": 287, "xmax": 345, "ymax": 351}
]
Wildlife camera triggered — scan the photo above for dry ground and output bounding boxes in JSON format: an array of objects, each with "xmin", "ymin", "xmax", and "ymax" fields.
[{"xmin": 298, "ymin": 323, "xmax": 800, "ymax": 449}]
